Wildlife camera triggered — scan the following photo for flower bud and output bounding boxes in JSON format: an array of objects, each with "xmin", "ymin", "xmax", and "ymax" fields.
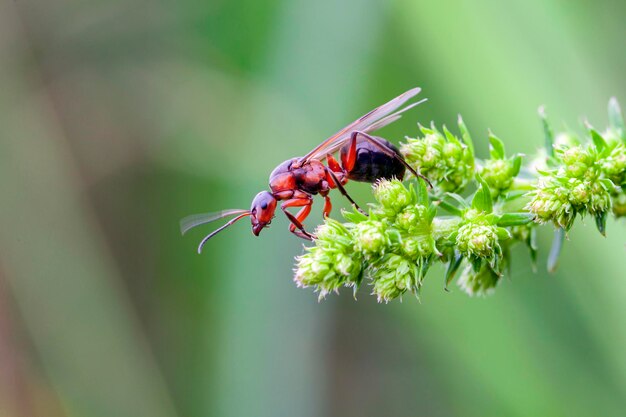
[
  {"xmin": 588, "ymin": 182, "xmax": 612, "ymax": 215},
  {"xmin": 457, "ymin": 263, "xmax": 501, "ymax": 296},
  {"xmin": 480, "ymin": 159, "xmax": 515, "ymax": 192},
  {"xmin": 293, "ymin": 220, "xmax": 362, "ymax": 299},
  {"xmin": 557, "ymin": 145, "xmax": 594, "ymax": 178},
  {"xmin": 371, "ymin": 254, "xmax": 419, "ymax": 303},
  {"xmin": 373, "ymin": 179, "xmax": 414, "ymax": 216},
  {"xmin": 401, "ymin": 125, "xmax": 474, "ymax": 193},
  {"xmin": 353, "ymin": 220, "xmax": 389, "ymax": 256},
  {"xmin": 401, "ymin": 234, "xmax": 436, "ymax": 259},
  {"xmin": 599, "ymin": 143, "xmax": 626, "ymax": 185},
  {"xmin": 568, "ymin": 179, "xmax": 590, "ymax": 205},
  {"xmin": 455, "ymin": 223, "xmax": 506, "ymax": 260},
  {"xmin": 395, "ymin": 205, "xmax": 429, "ymax": 231},
  {"xmin": 527, "ymin": 180, "xmax": 575, "ymax": 229}
]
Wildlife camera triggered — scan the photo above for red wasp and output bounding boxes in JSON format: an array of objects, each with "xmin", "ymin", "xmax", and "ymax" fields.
[{"xmin": 181, "ymin": 87, "xmax": 429, "ymax": 253}]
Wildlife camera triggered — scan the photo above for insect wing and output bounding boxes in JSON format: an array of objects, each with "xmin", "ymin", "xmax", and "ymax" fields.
[
  {"xmin": 310, "ymin": 97, "xmax": 428, "ymax": 158},
  {"xmin": 299, "ymin": 87, "xmax": 423, "ymax": 163},
  {"xmin": 180, "ymin": 209, "xmax": 249, "ymax": 235},
  {"xmin": 363, "ymin": 98, "xmax": 427, "ymax": 133}
]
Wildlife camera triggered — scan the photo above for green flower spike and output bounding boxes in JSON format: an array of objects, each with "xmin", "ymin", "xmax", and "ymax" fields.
[{"xmin": 292, "ymin": 98, "xmax": 626, "ymax": 303}]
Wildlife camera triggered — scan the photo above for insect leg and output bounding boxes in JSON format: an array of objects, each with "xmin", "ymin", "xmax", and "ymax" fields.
[
  {"xmin": 281, "ymin": 198, "xmax": 314, "ymax": 240},
  {"xmin": 353, "ymin": 131, "xmax": 433, "ymax": 188},
  {"xmin": 341, "ymin": 131, "xmax": 358, "ymax": 172},
  {"xmin": 325, "ymin": 167, "xmax": 366, "ymax": 215},
  {"xmin": 323, "ymin": 195, "xmax": 332, "ymax": 218}
]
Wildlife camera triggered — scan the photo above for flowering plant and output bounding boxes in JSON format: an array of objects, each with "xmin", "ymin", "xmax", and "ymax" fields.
[{"xmin": 294, "ymin": 98, "xmax": 626, "ymax": 301}]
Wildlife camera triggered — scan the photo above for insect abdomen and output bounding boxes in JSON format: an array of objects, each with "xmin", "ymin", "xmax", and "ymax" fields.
[{"xmin": 341, "ymin": 137, "xmax": 405, "ymax": 182}]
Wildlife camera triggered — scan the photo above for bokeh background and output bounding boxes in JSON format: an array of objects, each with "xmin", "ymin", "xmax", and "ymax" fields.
[{"xmin": 1, "ymin": 0, "xmax": 625, "ymax": 416}]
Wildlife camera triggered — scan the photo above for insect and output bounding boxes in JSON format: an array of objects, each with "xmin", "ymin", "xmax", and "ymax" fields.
[{"xmin": 181, "ymin": 87, "xmax": 429, "ymax": 253}]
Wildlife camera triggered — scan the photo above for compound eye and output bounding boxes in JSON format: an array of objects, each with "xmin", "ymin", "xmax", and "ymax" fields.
[{"xmin": 261, "ymin": 202, "xmax": 268, "ymax": 210}]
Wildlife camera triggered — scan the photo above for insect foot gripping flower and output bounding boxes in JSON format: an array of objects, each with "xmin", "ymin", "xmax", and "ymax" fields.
[
  {"xmin": 400, "ymin": 120, "xmax": 475, "ymax": 194},
  {"xmin": 292, "ymin": 97, "xmax": 626, "ymax": 303},
  {"xmin": 294, "ymin": 219, "xmax": 362, "ymax": 300}
]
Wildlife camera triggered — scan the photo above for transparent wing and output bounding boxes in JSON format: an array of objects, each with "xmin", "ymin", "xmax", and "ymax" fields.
[
  {"xmin": 180, "ymin": 209, "xmax": 249, "ymax": 235},
  {"xmin": 299, "ymin": 87, "xmax": 424, "ymax": 163},
  {"xmin": 307, "ymin": 97, "xmax": 428, "ymax": 159},
  {"xmin": 363, "ymin": 98, "xmax": 427, "ymax": 132}
]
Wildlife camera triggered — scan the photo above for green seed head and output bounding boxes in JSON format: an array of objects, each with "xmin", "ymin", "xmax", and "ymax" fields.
[
  {"xmin": 372, "ymin": 254, "xmax": 419, "ymax": 303},
  {"xmin": 527, "ymin": 179, "xmax": 575, "ymax": 229},
  {"xmin": 481, "ymin": 159, "xmax": 515, "ymax": 192},
  {"xmin": 353, "ymin": 220, "xmax": 389, "ymax": 256},
  {"xmin": 600, "ymin": 143, "xmax": 626, "ymax": 184},
  {"xmin": 569, "ymin": 180, "xmax": 590, "ymax": 205},
  {"xmin": 400, "ymin": 126, "xmax": 474, "ymax": 193},
  {"xmin": 558, "ymin": 145, "xmax": 594, "ymax": 178},
  {"xmin": 456, "ymin": 223, "xmax": 501, "ymax": 259},
  {"xmin": 457, "ymin": 263, "xmax": 501, "ymax": 296},
  {"xmin": 373, "ymin": 179, "xmax": 414, "ymax": 215},
  {"xmin": 293, "ymin": 219, "xmax": 362, "ymax": 299}
]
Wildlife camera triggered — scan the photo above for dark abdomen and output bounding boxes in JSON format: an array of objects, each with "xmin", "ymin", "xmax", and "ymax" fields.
[{"xmin": 340, "ymin": 137, "xmax": 405, "ymax": 183}]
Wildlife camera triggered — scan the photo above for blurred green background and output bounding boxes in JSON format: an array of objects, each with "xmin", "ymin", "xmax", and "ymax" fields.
[{"xmin": 0, "ymin": 0, "xmax": 625, "ymax": 416}]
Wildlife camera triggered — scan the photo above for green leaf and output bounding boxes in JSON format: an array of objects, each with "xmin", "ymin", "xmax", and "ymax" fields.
[
  {"xmin": 471, "ymin": 175, "xmax": 493, "ymax": 213},
  {"xmin": 495, "ymin": 227, "xmax": 512, "ymax": 240},
  {"xmin": 437, "ymin": 199, "xmax": 463, "ymax": 217},
  {"xmin": 598, "ymin": 178, "xmax": 616, "ymax": 192},
  {"xmin": 511, "ymin": 154, "xmax": 523, "ymax": 176},
  {"xmin": 489, "ymin": 133, "xmax": 506, "ymax": 159},
  {"xmin": 595, "ymin": 212, "xmax": 607, "ymax": 237},
  {"xmin": 442, "ymin": 125, "xmax": 461, "ymax": 146},
  {"xmin": 341, "ymin": 207, "xmax": 368, "ymax": 223},
  {"xmin": 496, "ymin": 213, "xmax": 535, "ymax": 227},
  {"xmin": 608, "ymin": 97, "xmax": 625, "ymax": 141},
  {"xmin": 445, "ymin": 192, "xmax": 470, "ymax": 209},
  {"xmin": 419, "ymin": 257, "xmax": 433, "ymax": 282},
  {"xmin": 427, "ymin": 204, "xmax": 438, "ymax": 222},
  {"xmin": 444, "ymin": 252, "xmax": 463, "ymax": 291},
  {"xmin": 430, "ymin": 121, "xmax": 443, "ymax": 135},
  {"xmin": 538, "ymin": 106, "xmax": 554, "ymax": 158},
  {"xmin": 416, "ymin": 178, "xmax": 429, "ymax": 206},
  {"xmin": 470, "ymin": 257, "xmax": 483, "ymax": 273},
  {"xmin": 501, "ymin": 190, "xmax": 528, "ymax": 203},
  {"xmin": 418, "ymin": 123, "xmax": 434, "ymax": 136},
  {"xmin": 484, "ymin": 213, "xmax": 498, "ymax": 224},
  {"xmin": 547, "ymin": 228, "xmax": 565, "ymax": 273},
  {"xmin": 588, "ymin": 126, "xmax": 607, "ymax": 152},
  {"xmin": 528, "ymin": 227, "xmax": 538, "ymax": 272},
  {"xmin": 457, "ymin": 115, "xmax": 475, "ymax": 156}
]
